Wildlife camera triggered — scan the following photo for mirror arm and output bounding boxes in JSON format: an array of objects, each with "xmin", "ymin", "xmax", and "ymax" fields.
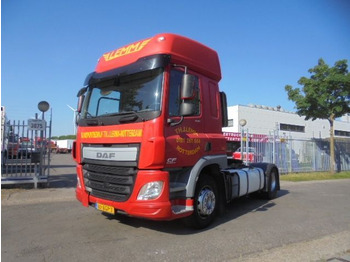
[
  {"xmin": 172, "ymin": 64, "xmax": 187, "ymax": 74},
  {"xmin": 167, "ymin": 116, "xmax": 184, "ymax": 127}
]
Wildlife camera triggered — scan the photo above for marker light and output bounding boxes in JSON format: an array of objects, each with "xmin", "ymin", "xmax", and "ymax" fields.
[
  {"xmin": 137, "ymin": 181, "xmax": 164, "ymax": 200},
  {"xmin": 157, "ymin": 36, "xmax": 166, "ymax": 42}
]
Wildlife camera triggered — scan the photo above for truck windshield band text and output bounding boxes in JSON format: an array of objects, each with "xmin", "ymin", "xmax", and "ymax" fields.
[{"xmin": 81, "ymin": 129, "xmax": 142, "ymax": 139}]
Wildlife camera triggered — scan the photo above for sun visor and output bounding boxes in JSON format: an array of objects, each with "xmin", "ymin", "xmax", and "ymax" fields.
[{"xmin": 85, "ymin": 54, "xmax": 171, "ymax": 86}]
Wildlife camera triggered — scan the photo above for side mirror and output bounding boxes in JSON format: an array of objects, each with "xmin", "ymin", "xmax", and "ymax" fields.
[
  {"xmin": 77, "ymin": 87, "xmax": 87, "ymax": 97},
  {"xmin": 179, "ymin": 73, "xmax": 197, "ymax": 116},
  {"xmin": 77, "ymin": 95, "xmax": 85, "ymax": 114},
  {"xmin": 76, "ymin": 87, "xmax": 87, "ymax": 114},
  {"xmin": 180, "ymin": 102, "xmax": 195, "ymax": 116},
  {"xmin": 181, "ymin": 74, "xmax": 197, "ymax": 99}
]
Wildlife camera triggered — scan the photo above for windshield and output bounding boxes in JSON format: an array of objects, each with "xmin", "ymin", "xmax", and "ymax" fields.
[{"xmin": 82, "ymin": 68, "xmax": 163, "ymax": 119}]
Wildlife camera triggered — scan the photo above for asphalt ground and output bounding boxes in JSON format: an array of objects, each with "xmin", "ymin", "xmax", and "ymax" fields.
[{"xmin": 1, "ymin": 154, "xmax": 350, "ymax": 261}]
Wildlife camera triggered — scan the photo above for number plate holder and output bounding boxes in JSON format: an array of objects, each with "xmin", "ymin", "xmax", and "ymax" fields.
[{"xmin": 95, "ymin": 203, "xmax": 115, "ymax": 215}]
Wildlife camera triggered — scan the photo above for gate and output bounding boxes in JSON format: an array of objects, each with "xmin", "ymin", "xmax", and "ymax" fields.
[{"xmin": 1, "ymin": 118, "xmax": 52, "ymax": 188}]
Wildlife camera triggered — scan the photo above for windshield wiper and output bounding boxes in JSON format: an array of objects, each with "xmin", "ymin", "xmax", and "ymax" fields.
[
  {"xmin": 118, "ymin": 111, "xmax": 145, "ymax": 123},
  {"xmin": 83, "ymin": 111, "xmax": 145, "ymax": 125}
]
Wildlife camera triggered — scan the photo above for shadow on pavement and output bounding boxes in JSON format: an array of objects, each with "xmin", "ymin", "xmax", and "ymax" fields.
[
  {"xmin": 49, "ymin": 173, "xmax": 77, "ymax": 188},
  {"xmin": 50, "ymin": 164, "xmax": 76, "ymax": 169},
  {"xmin": 100, "ymin": 189, "xmax": 290, "ymax": 235}
]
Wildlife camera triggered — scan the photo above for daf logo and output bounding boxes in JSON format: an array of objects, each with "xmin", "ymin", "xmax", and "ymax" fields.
[
  {"xmin": 96, "ymin": 152, "xmax": 116, "ymax": 159},
  {"xmin": 83, "ymin": 147, "xmax": 137, "ymax": 162}
]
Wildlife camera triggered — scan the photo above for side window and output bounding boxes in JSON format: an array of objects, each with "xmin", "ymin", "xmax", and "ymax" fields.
[
  {"xmin": 168, "ymin": 70, "xmax": 182, "ymax": 116},
  {"xmin": 168, "ymin": 69, "xmax": 200, "ymax": 116}
]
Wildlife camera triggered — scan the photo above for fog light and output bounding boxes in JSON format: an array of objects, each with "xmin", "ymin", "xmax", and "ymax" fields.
[{"xmin": 137, "ymin": 181, "xmax": 164, "ymax": 200}]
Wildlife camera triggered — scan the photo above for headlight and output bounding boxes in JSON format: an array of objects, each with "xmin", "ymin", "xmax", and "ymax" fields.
[{"xmin": 137, "ymin": 181, "xmax": 164, "ymax": 200}]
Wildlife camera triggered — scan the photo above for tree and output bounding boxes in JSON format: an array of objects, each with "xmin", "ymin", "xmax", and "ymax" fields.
[
  {"xmin": 285, "ymin": 58, "xmax": 350, "ymax": 173},
  {"xmin": 51, "ymin": 135, "xmax": 76, "ymax": 140}
]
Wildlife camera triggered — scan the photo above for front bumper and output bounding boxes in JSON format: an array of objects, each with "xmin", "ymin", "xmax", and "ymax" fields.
[{"xmin": 75, "ymin": 165, "xmax": 192, "ymax": 220}]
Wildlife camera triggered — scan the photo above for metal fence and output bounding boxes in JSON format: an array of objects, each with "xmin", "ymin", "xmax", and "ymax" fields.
[
  {"xmin": 1, "ymin": 118, "xmax": 52, "ymax": 188},
  {"xmin": 260, "ymin": 137, "xmax": 350, "ymax": 173},
  {"xmin": 224, "ymin": 132, "xmax": 350, "ymax": 174}
]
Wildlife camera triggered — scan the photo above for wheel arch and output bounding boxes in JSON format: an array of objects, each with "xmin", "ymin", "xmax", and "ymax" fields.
[{"xmin": 185, "ymin": 155, "xmax": 227, "ymax": 198}]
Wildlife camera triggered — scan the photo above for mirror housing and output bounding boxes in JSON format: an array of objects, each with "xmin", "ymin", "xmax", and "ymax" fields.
[
  {"xmin": 180, "ymin": 102, "xmax": 195, "ymax": 116},
  {"xmin": 181, "ymin": 74, "xmax": 197, "ymax": 99},
  {"xmin": 77, "ymin": 87, "xmax": 87, "ymax": 97},
  {"xmin": 77, "ymin": 95, "xmax": 85, "ymax": 114},
  {"xmin": 179, "ymin": 73, "xmax": 197, "ymax": 116},
  {"xmin": 76, "ymin": 87, "xmax": 87, "ymax": 114}
]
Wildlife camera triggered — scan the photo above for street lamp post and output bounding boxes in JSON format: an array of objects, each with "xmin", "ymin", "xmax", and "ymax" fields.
[
  {"xmin": 239, "ymin": 119, "xmax": 247, "ymax": 163},
  {"xmin": 37, "ymin": 101, "xmax": 50, "ymax": 179}
]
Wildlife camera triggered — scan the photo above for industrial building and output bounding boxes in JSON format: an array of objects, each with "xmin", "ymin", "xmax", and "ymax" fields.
[
  {"xmin": 223, "ymin": 104, "xmax": 350, "ymax": 140},
  {"xmin": 222, "ymin": 105, "xmax": 350, "ymax": 173}
]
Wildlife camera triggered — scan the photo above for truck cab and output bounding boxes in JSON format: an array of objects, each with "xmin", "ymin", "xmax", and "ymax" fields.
[{"xmin": 73, "ymin": 34, "xmax": 279, "ymax": 228}]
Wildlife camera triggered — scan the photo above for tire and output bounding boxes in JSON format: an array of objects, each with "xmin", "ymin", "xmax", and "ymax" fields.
[
  {"xmin": 249, "ymin": 163, "xmax": 279, "ymax": 200},
  {"xmin": 266, "ymin": 168, "xmax": 278, "ymax": 200},
  {"xmin": 182, "ymin": 174, "xmax": 218, "ymax": 229}
]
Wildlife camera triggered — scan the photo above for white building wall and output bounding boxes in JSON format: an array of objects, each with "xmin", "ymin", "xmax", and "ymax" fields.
[
  {"xmin": 223, "ymin": 105, "xmax": 350, "ymax": 140},
  {"xmin": 341, "ymin": 113, "xmax": 350, "ymax": 123}
]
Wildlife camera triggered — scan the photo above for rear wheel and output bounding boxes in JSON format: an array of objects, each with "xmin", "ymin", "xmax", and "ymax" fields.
[
  {"xmin": 183, "ymin": 174, "xmax": 218, "ymax": 229},
  {"xmin": 266, "ymin": 168, "xmax": 278, "ymax": 199}
]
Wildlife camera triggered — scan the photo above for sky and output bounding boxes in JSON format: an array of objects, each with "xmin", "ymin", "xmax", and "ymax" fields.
[{"xmin": 1, "ymin": 0, "xmax": 350, "ymax": 136}]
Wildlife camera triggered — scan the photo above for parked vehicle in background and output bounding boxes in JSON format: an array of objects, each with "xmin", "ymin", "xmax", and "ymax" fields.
[
  {"xmin": 56, "ymin": 139, "xmax": 74, "ymax": 153},
  {"xmin": 48, "ymin": 141, "xmax": 57, "ymax": 152},
  {"xmin": 233, "ymin": 147, "xmax": 258, "ymax": 162},
  {"xmin": 17, "ymin": 141, "xmax": 36, "ymax": 158},
  {"xmin": 6, "ymin": 130, "xmax": 19, "ymax": 159}
]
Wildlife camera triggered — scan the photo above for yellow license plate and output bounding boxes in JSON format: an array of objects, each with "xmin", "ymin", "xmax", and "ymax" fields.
[{"xmin": 95, "ymin": 203, "xmax": 115, "ymax": 215}]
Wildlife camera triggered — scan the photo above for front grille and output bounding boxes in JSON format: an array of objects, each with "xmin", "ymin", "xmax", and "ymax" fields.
[{"xmin": 83, "ymin": 163, "xmax": 137, "ymax": 202}]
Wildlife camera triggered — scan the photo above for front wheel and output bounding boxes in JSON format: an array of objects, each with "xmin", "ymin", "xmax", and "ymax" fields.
[{"xmin": 182, "ymin": 174, "xmax": 218, "ymax": 229}]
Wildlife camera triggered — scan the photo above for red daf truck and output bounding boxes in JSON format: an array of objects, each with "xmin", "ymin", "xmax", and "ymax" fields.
[{"xmin": 73, "ymin": 33, "xmax": 280, "ymax": 228}]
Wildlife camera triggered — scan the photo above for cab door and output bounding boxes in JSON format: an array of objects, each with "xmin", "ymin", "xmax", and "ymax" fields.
[{"xmin": 164, "ymin": 69, "xmax": 206, "ymax": 168}]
